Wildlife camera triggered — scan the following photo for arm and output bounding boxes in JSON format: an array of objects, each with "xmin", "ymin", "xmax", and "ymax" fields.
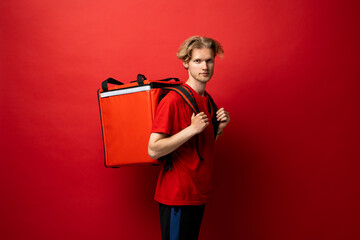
[
  {"xmin": 215, "ymin": 107, "xmax": 230, "ymax": 141},
  {"xmin": 148, "ymin": 112, "xmax": 209, "ymax": 159}
]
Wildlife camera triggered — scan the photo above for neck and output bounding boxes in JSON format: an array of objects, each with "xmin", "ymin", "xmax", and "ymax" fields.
[{"xmin": 186, "ymin": 79, "xmax": 206, "ymax": 96}]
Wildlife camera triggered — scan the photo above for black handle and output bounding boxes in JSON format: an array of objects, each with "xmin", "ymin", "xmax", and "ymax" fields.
[
  {"xmin": 136, "ymin": 74, "xmax": 147, "ymax": 86},
  {"xmin": 132, "ymin": 74, "xmax": 179, "ymax": 84},
  {"xmin": 158, "ymin": 77, "xmax": 180, "ymax": 82},
  {"xmin": 102, "ymin": 78, "xmax": 124, "ymax": 92},
  {"xmin": 105, "ymin": 74, "xmax": 179, "ymax": 91}
]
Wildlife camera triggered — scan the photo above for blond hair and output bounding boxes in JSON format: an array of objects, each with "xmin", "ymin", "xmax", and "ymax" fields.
[{"xmin": 176, "ymin": 36, "xmax": 224, "ymax": 62}]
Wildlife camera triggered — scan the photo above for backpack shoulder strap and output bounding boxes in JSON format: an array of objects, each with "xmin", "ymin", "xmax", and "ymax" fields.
[
  {"xmin": 205, "ymin": 91, "xmax": 220, "ymax": 139},
  {"xmin": 160, "ymin": 85, "xmax": 204, "ymax": 168},
  {"xmin": 163, "ymin": 86, "xmax": 220, "ymax": 139},
  {"xmin": 162, "ymin": 85, "xmax": 199, "ymax": 114}
]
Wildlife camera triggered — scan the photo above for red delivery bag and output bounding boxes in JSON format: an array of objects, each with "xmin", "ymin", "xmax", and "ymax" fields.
[{"xmin": 97, "ymin": 74, "xmax": 182, "ymax": 167}]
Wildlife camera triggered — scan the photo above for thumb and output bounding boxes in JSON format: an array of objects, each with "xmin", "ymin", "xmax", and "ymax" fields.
[{"xmin": 191, "ymin": 112, "xmax": 195, "ymax": 118}]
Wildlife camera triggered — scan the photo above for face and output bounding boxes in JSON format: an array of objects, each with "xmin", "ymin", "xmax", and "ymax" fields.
[{"xmin": 184, "ymin": 48, "xmax": 215, "ymax": 84}]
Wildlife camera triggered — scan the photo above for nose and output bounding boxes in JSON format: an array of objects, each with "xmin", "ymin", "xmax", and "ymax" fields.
[{"xmin": 202, "ymin": 61, "xmax": 208, "ymax": 70}]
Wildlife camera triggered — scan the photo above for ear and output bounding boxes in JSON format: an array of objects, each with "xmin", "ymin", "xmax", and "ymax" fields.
[{"xmin": 183, "ymin": 61, "xmax": 189, "ymax": 69}]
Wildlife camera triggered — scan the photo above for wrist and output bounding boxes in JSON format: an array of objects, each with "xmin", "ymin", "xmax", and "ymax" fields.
[{"xmin": 187, "ymin": 124, "xmax": 200, "ymax": 136}]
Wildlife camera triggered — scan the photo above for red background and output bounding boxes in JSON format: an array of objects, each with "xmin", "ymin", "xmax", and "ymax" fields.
[{"xmin": 1, "ymin": 0, "xmax": 359, "ymax": 239}]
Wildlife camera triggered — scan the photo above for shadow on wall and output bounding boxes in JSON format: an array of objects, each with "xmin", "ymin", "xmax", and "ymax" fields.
[{"xmin": 203, "ymin": 122, "xmax": 266, "ymax": 240}]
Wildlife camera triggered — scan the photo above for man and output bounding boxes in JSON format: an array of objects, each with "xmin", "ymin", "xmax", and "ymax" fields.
[{"xmin": 148, "ymin": 36, "xmax": 230, "ymax": 240}]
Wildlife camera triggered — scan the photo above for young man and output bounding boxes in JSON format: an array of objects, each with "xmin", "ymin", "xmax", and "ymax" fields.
[{"xmin": 148, "ymin": 36, "xmax": 230, "ymax": 240}]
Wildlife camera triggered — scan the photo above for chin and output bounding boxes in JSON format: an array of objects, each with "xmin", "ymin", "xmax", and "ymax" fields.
[
  {"xmin": 195, "ymin": 78, "xmax": 211, "ymax": 83},
  {"xmin": 190, "ymin": 72, "xmax": 213, "ymax": 83},
  {"xmin": 200, "ymin": 76, "xmax": 212, "ymax": 82}
]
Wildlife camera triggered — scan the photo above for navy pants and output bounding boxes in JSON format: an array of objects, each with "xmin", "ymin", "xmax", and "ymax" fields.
[{"xmin": 159, "ymin": 203, "xmax": 205, "ymax": 240}]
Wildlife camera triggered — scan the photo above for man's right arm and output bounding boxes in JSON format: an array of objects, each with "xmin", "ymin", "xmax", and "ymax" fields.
[{"xmin": 148, "ymin": 112, "xmax": 209, "ymax": 159}]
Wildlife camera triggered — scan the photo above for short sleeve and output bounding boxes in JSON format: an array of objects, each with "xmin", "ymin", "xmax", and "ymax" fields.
[{"xmin": 151, "ymin": 94, "xmax": 176, "ymax": 135}]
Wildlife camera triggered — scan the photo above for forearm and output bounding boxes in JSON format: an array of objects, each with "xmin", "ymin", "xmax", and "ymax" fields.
[
  {"xmin": 148, "ymin": 126, "xmax": 197, "ymax": 159},
  {"xmin": 215, "ymin": 107, "xmax": 230, "ymax": 141}
]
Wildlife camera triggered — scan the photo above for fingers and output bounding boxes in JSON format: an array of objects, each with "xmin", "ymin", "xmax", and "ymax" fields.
[
  {"xmin": 190, "ymin": 112, "xmax": 210, "ymax": 134},
  {"xmin": 217, "ymin": 113, "xmax": 229, "ymax": 122},
  {"xmin": 216, "ymin": 108, "xmax": 230, "ymax": 122},
  {"xmin": 196, "ymin": 112, "xmax": 209, "ymax": 124}
]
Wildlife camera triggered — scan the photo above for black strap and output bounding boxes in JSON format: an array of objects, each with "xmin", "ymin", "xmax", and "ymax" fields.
[
  {"xmin": 101, "ymin": 77, "xmax": 124, "ymax": 92},
  {"xmin": 182, "ymin": 85, "xmax": 197, "ymax": 107},
  {"xmin": 169, "ymin": 86, "xmax": 219, "ymax": 139},
  {"xmin": 206, "ymin": 92, "xmax": 220, "ymax": 139},
  {"xmin": 158, "ymin": 77, "xmax": 180, "ymax": 82},
  {"xmin": 131, "ymin": 74, "xmax": 180, "ymax": 85},
  {"xmin": 163, "ymin": 86, "xmax": 200, "ymax": 113},
  {"xmin": 161, "ymin": 85, "xmax": 207, "ymax": 166},
  {"xmin": 104, "ymin": 74, "xmax": 179, "ymax": 91}
]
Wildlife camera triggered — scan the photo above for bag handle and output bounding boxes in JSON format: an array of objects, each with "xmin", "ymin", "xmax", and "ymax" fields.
[
  {"xmin": 136, "ymin": 74, "xmax": 147, "ymax": 86},
  {"xmin": 101, "ymin": 78, "xmax": 124, "ymax": 92},
  {"xmin": 158, "ymin": 77, "xmax": 180, "ymax": 82},
  {"xmin": 102, "ymin": 74, "xmax": 180, "ymax": 92},
  {"xmin": 133, "ymin": 74, "xmax": 180, "ymax": 85}
]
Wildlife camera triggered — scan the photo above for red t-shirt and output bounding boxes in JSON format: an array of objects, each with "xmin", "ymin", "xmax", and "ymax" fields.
[{"xmin": 151, "ymin": 84, "xmax": 216, "ymax": 205}]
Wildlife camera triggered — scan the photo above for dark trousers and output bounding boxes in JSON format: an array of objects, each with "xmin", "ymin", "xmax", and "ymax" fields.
[{"xmin": 159, "ymin": 203, "xmax": 205, "ymax": 240}]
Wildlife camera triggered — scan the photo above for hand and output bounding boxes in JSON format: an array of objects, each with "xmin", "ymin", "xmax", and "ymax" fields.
[
  {"xmin": 216, "ymin": 108, "xmax": 230, "ymax": 134},
  {"xmin": 190, "ymin": 112, "xmax": 209, "ymax": 134}
]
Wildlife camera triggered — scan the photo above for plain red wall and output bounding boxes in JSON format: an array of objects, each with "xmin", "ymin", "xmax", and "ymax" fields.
[{"xmin": 1, "ymin": 0, "xmax": 359, "ymax": 239}]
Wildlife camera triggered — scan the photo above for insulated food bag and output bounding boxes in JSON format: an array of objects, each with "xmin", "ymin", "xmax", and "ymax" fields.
[{"xmin": 97, "ymin": 74, "xmax": 182, "ymax": 167}]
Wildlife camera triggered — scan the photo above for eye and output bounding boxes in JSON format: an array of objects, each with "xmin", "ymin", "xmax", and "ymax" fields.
[
  {"xmin": 194, "ymin": 59, "xmax": 201, "ymax": 63},
  {"xmin": 206, "ymin": 59, "xmax": 213, "ymax": 63}
]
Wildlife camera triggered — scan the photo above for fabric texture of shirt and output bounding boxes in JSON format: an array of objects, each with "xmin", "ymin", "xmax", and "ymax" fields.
[{"xmin": 151, "ymin": 84, "xmax": 216, "ymax": 205}]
